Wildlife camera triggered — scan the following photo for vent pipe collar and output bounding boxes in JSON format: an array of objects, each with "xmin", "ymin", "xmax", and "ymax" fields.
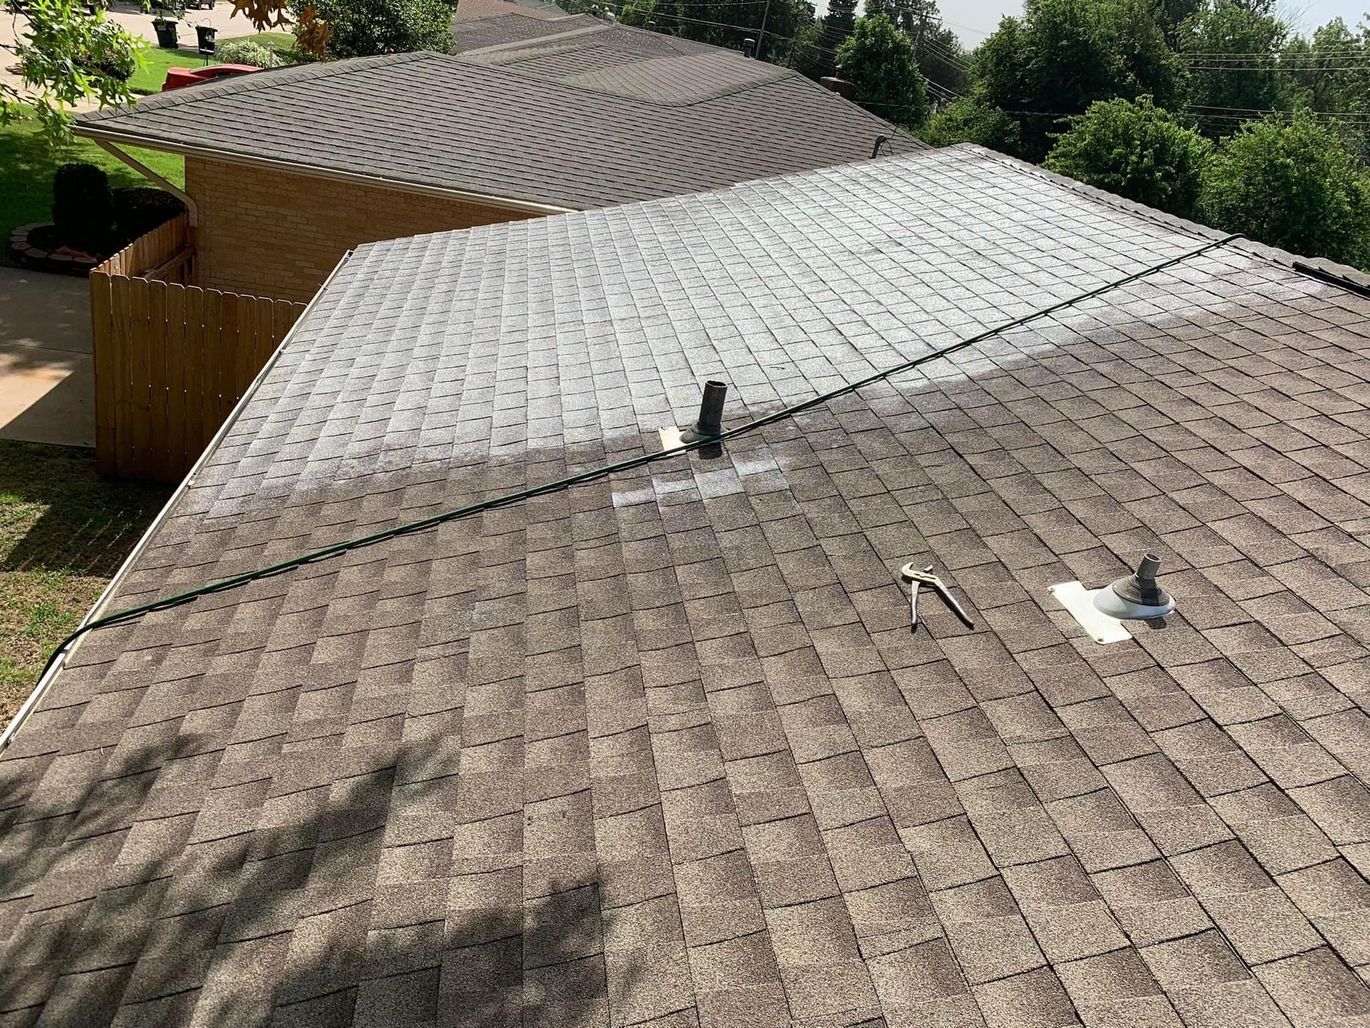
[{"xmin": 1092, "ymin": 553, "xmax": 1175, "ymax": 620}]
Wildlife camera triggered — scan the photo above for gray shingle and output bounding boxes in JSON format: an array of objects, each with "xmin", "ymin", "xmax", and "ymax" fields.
[
  {"xmin": 75, "ymin": 27, "xmax": 922, "ymax": 211},
  {"xmin": 4, "ymin": 146, "xmax": 1370, "ymax": 1027}
]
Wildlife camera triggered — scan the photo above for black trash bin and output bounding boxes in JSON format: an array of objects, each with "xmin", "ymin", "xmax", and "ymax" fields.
[
  {"xmin": 152, "ymin": 18, "xmax": 179, "ymax": 49},
  {"xmin": 197, "ymin": 25, "xmax": 217, "ymax": 56}
]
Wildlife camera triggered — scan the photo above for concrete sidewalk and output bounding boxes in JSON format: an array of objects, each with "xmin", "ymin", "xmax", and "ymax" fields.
[{"xmin": 0, "ymin": 268, "xmax": 93, "ymax": 448}]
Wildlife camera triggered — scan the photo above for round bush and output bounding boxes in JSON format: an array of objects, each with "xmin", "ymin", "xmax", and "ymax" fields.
[
  {"xmin": 114, "ymin": 188, "xmax": 187, "ymax": 246},
  {"xmin": 215, "ymin": 38, "xmax": 282, "ymax": 68},
  {"xmin": 51, "ymin": 163, "xmax": 115, "ymax": 255}
]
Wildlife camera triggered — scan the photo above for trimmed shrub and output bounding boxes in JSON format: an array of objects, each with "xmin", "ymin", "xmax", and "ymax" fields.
[
  {"xmin": 51, "ymin": 163, "xmax": 115, "ymax": 255},
  {"xmin": 216, "ymin": 38, "xmax": 282, "ymax": 68},
  {"xmin": 114, "ymin": 188, "xmax": 187, "ymax": 245}
]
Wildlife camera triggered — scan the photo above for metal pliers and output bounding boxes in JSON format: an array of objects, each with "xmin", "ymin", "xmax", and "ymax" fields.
[{"xmin": 899, "ymin": 563, "xmax": 976, "ymax": 633}]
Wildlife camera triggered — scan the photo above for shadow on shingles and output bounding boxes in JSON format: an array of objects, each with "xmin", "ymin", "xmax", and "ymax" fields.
[{"xmin": 0, "ymin": 736, "xmax": 623, "ymax": 1027}]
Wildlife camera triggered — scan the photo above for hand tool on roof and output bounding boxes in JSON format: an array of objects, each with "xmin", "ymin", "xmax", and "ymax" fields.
[{"xmin": 900, "ymin": 562, "xmax": 976, "ymax": 633}]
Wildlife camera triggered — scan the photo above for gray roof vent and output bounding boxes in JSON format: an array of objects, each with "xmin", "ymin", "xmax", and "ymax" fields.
[
  {"xmin": 1093, "ymin": 554, "xmax": 1175, "ymax": 620},
  {"xmin": 1049, "ymin": 553, "xmax": 1176, "ymax": 645},
  {"xmin": 659, "ymin": 379, "xmax": 728, "ymax": 455}
]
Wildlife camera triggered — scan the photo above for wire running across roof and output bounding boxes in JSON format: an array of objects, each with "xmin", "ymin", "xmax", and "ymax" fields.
[{"xmin": 4, "ymin": 146, "xmax": 1370, "ymax": 1027}]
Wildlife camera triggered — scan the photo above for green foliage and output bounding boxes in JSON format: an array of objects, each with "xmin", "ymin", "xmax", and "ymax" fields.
[
  {"xmin": 215, "ymin": 38, "xmax": 283, "ymax": 67},
  {"xmin": 1200, "ymin": 112, "xmax": 1370, "ymax": 268},
  {"xmin": 1045, "ymin": 95, "xmax": 1210, "ymax": 216},
  {"xmin": 974, "ymin": 0, "xmax": 1186, "ymax": 159},
  {"xmin": 1149, "ymin": 0, "xmax": 1202, "ymax": 46},
  {"xmin": 1, "ymin": 0, "xmax": 140, "ymax": 141},
  {"xmin": 782, "ymin": 22, "xmax": 828, "ymax": 79},
  {"xmin": 836, "ymin": 14, "xmax": 928, "ymax": 128},
  {"xmin": 1181, "ymin": 1, "xmax": 1289, "ymax": 128},
  {"xmin": 113, "ymin": 186, "xmax": 186, "ymax": 244},
  {"xmin": 862, "ymin": 0, "xmax": 967, "ymax": 92},
  {"xmin": 822, "ymin": 0, "xmax": 859, "ymax": 70},
  {"xmin": 1282, "ymin": 20, "xmax": 1370, "ymax": 159},
  {"xmin": 914, "ymin": 23, "xmax": 967, "ymax": 93},
  {"xmin": 0, "ymin": 113, "xmax": 186, "ymax": 267},
  {"xmin": 292, "ymin": 0, "xmax": 457, "ymax": 58},
  {"xmin": 614, "ymin": 0, "xmax": 656, "ymax": 27},
  {"xmin": 51, "ymin": 161, "xmax": 113, "ymax": 254},
  {"xmin": 921, "ymin": 96, "xmax": 1022, "ymax": 151}
]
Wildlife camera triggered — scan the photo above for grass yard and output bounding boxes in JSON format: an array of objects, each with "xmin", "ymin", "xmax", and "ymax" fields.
[
  {"xmin": 128, "ymin": 44, "xmax": 220, "ymax": 94},
  {"xmin": 129, "ymin": 32, "xmax": 298, "ymax": 93},
  {"xmin": 0, "ymin": 441, "xmax": 170, "ymax": 728},
  {"xmin": 0, "ymin": 115, "xmax": 185, "ymax": 267}
]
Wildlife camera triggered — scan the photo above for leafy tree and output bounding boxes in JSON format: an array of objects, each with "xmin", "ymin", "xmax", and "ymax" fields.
[
  {"xmin": 615, "ymin": 0, "xmax": 657, "ymax": 26},
  {"xmin": 863, "ymin": 0, "xmax": 967, "ymax": 92},
  {"xmin": 292, "ymin": 0, "xmax": 457, "ymax": 57},
  {"xmin": 836, "ymin": 14, "xmax": 929, "ymax": 127},
  {"xmin": 1150, "ymin": 0, "xmax": 1203, "ymax": 47},
  {"xmin": 783, "ymin": 21, "xmax": 829, "ymax": 79},
  {"xmin": 1200, "ymin": 112, "xmax": 1370, "ymax": 268},
  {"xmin": 1045, "ymin": 95, "xmax": 1210, "ymax": 216},
  {"xmin": 1181, "ymin": 1, "xmax": 1289, "ymax": 129},
  {"xmin": 823, "ymin": 0, "xmax": 859, "ymax": 64},
  {"xmin": 1, "ymin": 0, "xmax": 140, "ymax": 139},
  {"xmin": 1282, "ymin": 20, "xmax": 1370, "ymax": 158},
  {"xmin": 975, "ymin": 0, "xmax": 1185, "ymax": 159},
  {"xmin": 913, "ymin": 22, "xmax": 968, "ymax": 93},
  {"xmin": 921, "ymin": 96, "xmax": 1023, "ymax": 151}
]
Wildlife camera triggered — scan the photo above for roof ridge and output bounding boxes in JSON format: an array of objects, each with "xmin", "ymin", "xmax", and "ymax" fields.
[
  {"xmin": 458, "ymin": 19, "xmax": 609, "ymax": 55},
  {"xmin": 954, "ymin": 142, "xmax": 1370, "ymax": 295},
  {"xmin": 76, "ymin": 51, "xmax": 438, "ymax": 125}
]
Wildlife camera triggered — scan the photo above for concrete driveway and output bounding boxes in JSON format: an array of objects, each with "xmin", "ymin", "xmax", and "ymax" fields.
[{"xmin": 0, "ymin": 268, "xmax": 93, "ymax": 448}]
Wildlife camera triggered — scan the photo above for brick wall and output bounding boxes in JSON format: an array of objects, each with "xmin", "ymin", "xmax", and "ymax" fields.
[{"xmin": 185, "ymin": 157, "xmax": 537, "ymax": 301}]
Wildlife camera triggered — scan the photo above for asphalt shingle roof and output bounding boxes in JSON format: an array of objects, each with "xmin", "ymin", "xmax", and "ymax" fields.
[
  {"xmin": 4, "ymin": 145, "xmax": 1370, "ymax": 1027},
  {"xmin": 75, "ymin": 30, "xmax": 921, "ymax": 211}
]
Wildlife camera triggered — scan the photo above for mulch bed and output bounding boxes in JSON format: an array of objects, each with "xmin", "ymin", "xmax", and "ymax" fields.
[{"xmin": 7, "ymin": 223, "xmax": 102, "ymax": 276}]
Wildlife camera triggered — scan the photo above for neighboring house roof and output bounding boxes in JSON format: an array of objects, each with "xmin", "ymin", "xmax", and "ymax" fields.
[
  {"xmin": 6, "ymin": 145, "xmax": 1370, "ymax": 1027},
  {"xmin": 450, "ymin": 0, "xmax": 567, "ymax": 23},
  {"xmin": 450, "ymin": 9, "xmax": 603, "ymax": 47},
  {"xmin": 74, "ymin": 30, "xmax": 921, "ymax": 212}
]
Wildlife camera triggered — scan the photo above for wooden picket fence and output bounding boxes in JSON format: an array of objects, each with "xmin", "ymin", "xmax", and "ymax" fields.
[{"xmin": 90, "ymin": 215, "xmax": 308, "ymax": 482}]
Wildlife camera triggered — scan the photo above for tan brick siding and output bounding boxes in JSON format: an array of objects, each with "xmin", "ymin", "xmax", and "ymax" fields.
[{"xmin": 184, "ymin": 157, "xmax": 536, "ymax": 301}]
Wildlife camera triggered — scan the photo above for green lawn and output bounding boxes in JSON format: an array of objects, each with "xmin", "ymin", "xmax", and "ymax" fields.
[
  {"xmin": 128, "ymin": 30, "xmax": 300, "ymax": 93},
  {"xmin": 0, "ymin": 115, "xmax": 185, "ymax": 267},
  {"xmin": 0, "ymin": 441, "xmax": 170, "ymax": 728},
  {"xmin": 128, "ymin": 44, "xmax": 220, "ymax": 95},
  {"xmin": 129, "ymin": 32, "xmax": 298, "ymax": 93}
]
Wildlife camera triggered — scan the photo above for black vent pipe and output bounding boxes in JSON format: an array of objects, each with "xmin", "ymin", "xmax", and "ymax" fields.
[{"xmin": 682, "ymin": 380, "xmax": 727, "ymax": 442}]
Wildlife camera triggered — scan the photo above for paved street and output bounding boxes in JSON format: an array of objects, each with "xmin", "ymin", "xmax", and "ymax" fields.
[{"xmin": 0, "ymin": 267, "xmax": 93, "ymax": 447}]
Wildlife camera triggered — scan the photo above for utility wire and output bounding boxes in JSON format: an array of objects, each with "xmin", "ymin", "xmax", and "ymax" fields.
[{"xmin": 29, "ymin": 234, "xmax": 1244, "ymax": 690}]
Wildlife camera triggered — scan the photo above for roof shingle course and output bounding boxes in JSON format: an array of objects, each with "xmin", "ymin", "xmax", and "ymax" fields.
[
  {"xmin": 76, "ymin": 25, "xmax": 920, "ymax": 210},
  {"xmin": 4, "ymin": 146, "xmax": 1370, "ymax": 1026}
]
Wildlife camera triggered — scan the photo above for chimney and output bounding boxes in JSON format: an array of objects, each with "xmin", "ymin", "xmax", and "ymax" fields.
[
  {"xmin": 742, "ymin": 37, "xmax": 756, "ymax": 57},
  {"xmin": 819, "ymin": 76, "xmax": 857, "ymax": 100}
]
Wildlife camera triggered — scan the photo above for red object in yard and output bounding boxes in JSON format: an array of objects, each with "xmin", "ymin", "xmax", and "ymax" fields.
[{"xmin": 162, "ymin": 64, "xmax": 260, "ymax": 91}]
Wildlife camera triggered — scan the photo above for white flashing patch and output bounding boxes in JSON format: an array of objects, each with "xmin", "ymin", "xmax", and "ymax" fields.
[
  {"xmin": 658, "ymin": 426, "xmax": 685, "ymax": 452},
  {"xmin": 1049, "ymin": 581, "xmax": 1133, "ymax": 645}
]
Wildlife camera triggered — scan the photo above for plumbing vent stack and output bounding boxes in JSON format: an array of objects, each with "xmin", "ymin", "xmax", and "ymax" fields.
[
  {"xmin": 682, "ymin": 380, "xmax": 727, "ymax": 443},
  {"xmin": 1092, "ymin": 553, "xmax": 1175, "ymax": 620},
  {"xmin": 742, "ymin": 37, "xmax": 756, "ymax": 57}
]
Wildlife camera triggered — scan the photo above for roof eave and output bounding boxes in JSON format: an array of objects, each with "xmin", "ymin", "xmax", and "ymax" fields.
[{"xmin": 73, "ymin": 121, "xmax": 581, "ymax": 217}]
